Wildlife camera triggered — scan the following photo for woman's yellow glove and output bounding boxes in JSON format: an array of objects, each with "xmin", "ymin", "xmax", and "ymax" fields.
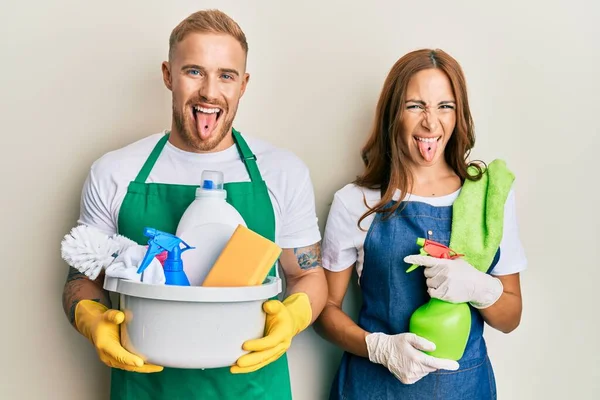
[
  {"xmin": 231, "ymin": 292, "xmax": 312, "ymax": 374},
  {"xmin": 75, "ymin": 300, "xmax": 163, "ymax": 373}
]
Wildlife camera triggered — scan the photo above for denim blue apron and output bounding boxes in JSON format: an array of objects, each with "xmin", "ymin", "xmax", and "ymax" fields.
[{"xmin": 330, "ymin": 200, "xmax": 500, "ymax": 400}]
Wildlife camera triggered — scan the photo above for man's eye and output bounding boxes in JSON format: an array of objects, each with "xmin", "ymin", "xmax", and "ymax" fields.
[{"xmin": 222, "ymin": 74, "xmax": 232, "ymax": 80}]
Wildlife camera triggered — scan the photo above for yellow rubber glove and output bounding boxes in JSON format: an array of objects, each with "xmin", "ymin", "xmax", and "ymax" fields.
[
  {"xmin": 231, "ymin": 292, "xmax": 312, "ymax": 374},
  {"xmin": 75, "ymin": 300, "xmax": 163, "ymax": 373}
]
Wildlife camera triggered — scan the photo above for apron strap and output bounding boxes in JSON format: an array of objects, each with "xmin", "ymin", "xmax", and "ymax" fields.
[
  {"xmin": 134, "ymin": 130, "xmax": 262, "ymax": 183},
  {"xmin": 232, "ymin": 128, "xmax": 262, "ymax": 182},
  {"xmin": 134, "ymin": 133, "xmax": 169, "ymax": 183}
]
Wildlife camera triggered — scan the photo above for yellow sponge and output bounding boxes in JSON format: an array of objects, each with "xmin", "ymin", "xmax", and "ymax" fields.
[{"xmin": 202, "ymin": 225, "xmax": 282, "ymax": 287}]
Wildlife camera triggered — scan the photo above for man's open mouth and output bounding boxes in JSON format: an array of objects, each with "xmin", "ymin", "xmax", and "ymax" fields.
[{"xmin": 192, "ymin": 105, "xmax": 222, "ymax": 139}]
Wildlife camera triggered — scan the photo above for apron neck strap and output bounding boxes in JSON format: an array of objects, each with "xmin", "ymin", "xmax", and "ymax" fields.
[
  {"xmin": 232, "ymin": 128, "xmax": 262, "ymax": 182},
  {"xmin": 134, "ymin": 133, "xmax": 169, "ymax": 183},
  {"xmin": 134, "ymin": 130, "xmax": 263, "ymax": 184}
]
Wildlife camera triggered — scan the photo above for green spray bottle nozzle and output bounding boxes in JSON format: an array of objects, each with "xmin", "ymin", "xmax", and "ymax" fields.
[{"xmin": 406, "ymin": 237, "xmax": 464, "ymax": 273}]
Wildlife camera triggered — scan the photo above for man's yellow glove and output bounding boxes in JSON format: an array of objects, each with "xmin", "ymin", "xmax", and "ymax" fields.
[
  {"xmin": 231, "ymin": 292, "xmax": 312, "ymax": 374},
  {"xmin": 75, "ymin": 300, "xmax": 163, "ymax": 373}
]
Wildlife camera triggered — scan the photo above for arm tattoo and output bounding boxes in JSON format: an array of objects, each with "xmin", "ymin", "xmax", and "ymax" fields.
[
  {"xmin": 67, "ymin": 267, "xmax": 86, "ymax": 282},
  {"xmin": 62, "ymin": 267, "xmax": 109, "ymax": 326},
  {"xmin": 293, "ymin": 243, "xmax": 322, "ymax": 270}
]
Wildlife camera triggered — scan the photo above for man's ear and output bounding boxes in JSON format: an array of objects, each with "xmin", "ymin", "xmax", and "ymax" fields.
[
  {"xmin": 240, "ymin": 73, "xmax": 250, "ymax": 98},
  {"xmin": 162, "ymin": 61, "xmax": 172, "ymax": 91}
]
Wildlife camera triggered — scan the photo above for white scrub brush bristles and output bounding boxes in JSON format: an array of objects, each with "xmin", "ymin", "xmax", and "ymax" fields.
[{"xmin": 61, "ymin": 225, "xmax": 121, "ymax": 281}]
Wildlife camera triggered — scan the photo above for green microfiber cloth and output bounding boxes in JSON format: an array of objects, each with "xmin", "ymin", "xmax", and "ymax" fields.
[{"xmin": 449, "ymin": 159, "xmax": 515, "ymax": 273}]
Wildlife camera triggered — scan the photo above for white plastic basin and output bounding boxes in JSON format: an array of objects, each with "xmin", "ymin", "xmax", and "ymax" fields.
[{"xmin": 103, "ymin": 275, "xmax": 282, "ymax": 369}]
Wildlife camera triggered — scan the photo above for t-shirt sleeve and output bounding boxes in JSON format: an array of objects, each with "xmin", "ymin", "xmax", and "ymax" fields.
[
  {"xmin": 322, "ymin": 191, "xmax": 359, "ymax": 272},
  {"xmin": 489, "ymin": 188, "xmax": 528, "ymax": 275},
  {"xmin": 77, "ymin": 164, "xmax": 118, "ymax": 235},
  {"xmin": 277, "ymin": 166, "xmax": 321, "ymax": 249}
]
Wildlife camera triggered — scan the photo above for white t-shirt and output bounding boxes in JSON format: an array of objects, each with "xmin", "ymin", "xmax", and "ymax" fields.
[
  {"xmin": 322, "ymin": 183, "xmax": 527, "ymax": 278},
  {"xmin": 77, "ymin": 132, "xmax": 321, "ymax": 249}
]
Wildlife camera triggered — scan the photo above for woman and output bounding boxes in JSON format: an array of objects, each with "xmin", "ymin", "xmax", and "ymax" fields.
[{"xmin": 316, "ymin": 49, "xmax": 526, "ymax": 399}]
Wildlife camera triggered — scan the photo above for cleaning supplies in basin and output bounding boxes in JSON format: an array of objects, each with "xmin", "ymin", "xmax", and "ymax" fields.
[
  {"xmin": 138, "ymin": 228, "xmax": 194, "ymax": 286},
  {"xmin": 60, "ymin": 224, "xmax": 139, "ymax": 280},
  {"xmin": 61, "ymin": 224, "xmax": 165, "ymax": 283},
  {"xmin": 176, "ymin": 170, "xmax": 247, "ymax": 286},
  {"xmin": 106, "ymin": 244, "xmax": 166, "ymax": 284},
  {"xmin": 202, "ymin": 225, "xmax": 282, "ymax": 287}
]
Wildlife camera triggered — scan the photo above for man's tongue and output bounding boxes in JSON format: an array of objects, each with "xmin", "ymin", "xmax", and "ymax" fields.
[
  {"xmin": 196, "ymin": 112, "xmax": 218, "ymax": 140},
  {"xmin": 417, "ymin": 139, "xmax": 438, "ymax": 162}
]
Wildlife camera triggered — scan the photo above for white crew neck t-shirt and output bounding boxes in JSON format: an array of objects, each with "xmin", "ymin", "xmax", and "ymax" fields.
[
  {"xmin": 322, "ymin": 183, "xmax": 527, "ymax": 278},
  {"xmin": 77, "ymin": 132, "xmax": 321, "ymax": 249}
]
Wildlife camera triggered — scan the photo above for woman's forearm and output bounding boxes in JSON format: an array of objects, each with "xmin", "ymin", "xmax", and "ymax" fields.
[
  {"xmin": 315, "ymin": 302, "xmax": 369, "ymax": 358},
  {"xmin": 478, "ymin": 287, "xmax": 522, "ymax": 333}
]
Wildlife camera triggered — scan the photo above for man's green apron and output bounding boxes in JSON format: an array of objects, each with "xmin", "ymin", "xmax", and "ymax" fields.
[{"xmin": 111, "ymin": 129, "xmax": 292, "ymax": 400}]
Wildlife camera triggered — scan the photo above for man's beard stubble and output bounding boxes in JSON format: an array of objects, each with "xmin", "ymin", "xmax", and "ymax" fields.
[{"xmin": 172, "ymin": 99, "xmax": 234, "ymax": 153}]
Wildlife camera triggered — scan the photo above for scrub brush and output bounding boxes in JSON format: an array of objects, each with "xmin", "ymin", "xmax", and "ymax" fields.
[{"xmin": 61, "ymin": 224, "xmax": 138, "ymax": 280}]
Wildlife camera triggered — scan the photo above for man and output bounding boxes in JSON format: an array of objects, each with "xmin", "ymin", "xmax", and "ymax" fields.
[{"xmin": 61, "ymin": 9, "xmax": 327, "ymax": 400}]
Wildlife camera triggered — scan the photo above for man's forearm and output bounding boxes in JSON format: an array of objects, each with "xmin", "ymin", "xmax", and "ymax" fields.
[
  {"xmin": 62, "ymin": 267, "xmax": 111, "ymax": 328},
  {"xmin": 280, "ymin": 244, "xmax": 328, "ymax": 324},
  {"xmin": 285, "ymin": 268, "xmax": 327, "ymax": 324}
]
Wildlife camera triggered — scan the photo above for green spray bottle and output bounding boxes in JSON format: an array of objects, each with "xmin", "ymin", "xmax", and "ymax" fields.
[{"xmin": 406, "ymin": 238, "xmax": 471, "ymax": 361}]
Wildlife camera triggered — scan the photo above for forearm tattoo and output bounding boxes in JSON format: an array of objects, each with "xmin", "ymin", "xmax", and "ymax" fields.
[
  {"xmin": 62, "ymin": 267, "xmax": 108, "ymax": 325},
  {"xmin": 294, "ymin": 243, "xmax": 322, "ymax": 270}
]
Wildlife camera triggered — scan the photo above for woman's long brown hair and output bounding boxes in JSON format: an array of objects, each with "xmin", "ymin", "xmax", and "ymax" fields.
[{"xmin": 355, "ymin": 49, "xmax": 483, "ymax": 228}]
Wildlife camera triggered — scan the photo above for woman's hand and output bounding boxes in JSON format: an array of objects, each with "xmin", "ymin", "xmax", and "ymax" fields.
[
  {"xmin": 403, "ymin": 255, "xmax": 503, "ymax": 309},
  {"xmin": 366, "ymin": 332, "xmax": 459, "ymax": 384}
]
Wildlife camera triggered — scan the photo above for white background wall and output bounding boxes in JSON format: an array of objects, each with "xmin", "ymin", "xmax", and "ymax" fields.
[{"xmin": 1, "ymin": 0, "xmax": 599, "ymax": 398}]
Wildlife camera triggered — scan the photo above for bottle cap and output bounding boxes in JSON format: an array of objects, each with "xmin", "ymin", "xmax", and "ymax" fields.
[
  {"xmin": 196, "ymin": 170, "xmax": 226, "ymax": 199},
  {"xmin": 201, "ymin": 170, "xmax": 224, "ymax": 190}
]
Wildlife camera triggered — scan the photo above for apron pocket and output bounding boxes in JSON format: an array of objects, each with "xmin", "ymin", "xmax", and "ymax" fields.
[{"xmin": 432, "ymin": 355, "xmax": 495, "ymax": 400}]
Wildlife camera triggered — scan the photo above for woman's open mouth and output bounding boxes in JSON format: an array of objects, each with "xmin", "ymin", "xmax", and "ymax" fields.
[{"xmin": 414, "ymin": 135, "xmax": 441, "ymax": 162}]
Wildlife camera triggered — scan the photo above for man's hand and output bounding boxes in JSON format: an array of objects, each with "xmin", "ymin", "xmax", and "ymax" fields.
[
  {"xmin": 366, "ymin": 332, "xmax": 459, "ymax": 384},
  {"xmin": 230, "ymin": 292, "xmax": 312, "ymax": 374},
  {"xmin": 75, "ymin": 300, "xmax": 163, "ymax": 373},
  {"xmin": 403, "ymin": 255, "xmax": 504, "ymax": 309},
  {"xmin": 230, "ymin": 242, "xmax": 327, "ymax": 373}
]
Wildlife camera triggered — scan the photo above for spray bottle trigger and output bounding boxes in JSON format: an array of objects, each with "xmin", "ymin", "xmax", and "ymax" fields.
[
  {"xmin": 406, "ymin": 245, "xmax": 429, "ymax": 273},
  {"xmin": 180, "ymin": 240, "xmax": 193, "ymax": 253},
  {"xmin": 137, "ymin": 246, "xmax": 163, "ymax": 274}
]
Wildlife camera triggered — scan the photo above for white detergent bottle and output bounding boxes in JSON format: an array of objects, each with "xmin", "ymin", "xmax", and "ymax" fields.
[{"xmin": 176, "ymin": 170, "xmax": 247, "ymax": 286}]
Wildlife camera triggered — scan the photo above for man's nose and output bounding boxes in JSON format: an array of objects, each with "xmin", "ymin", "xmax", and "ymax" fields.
[{"xmin": 199, "ymin": 76, "xmax": 218, "ymax": 101}]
